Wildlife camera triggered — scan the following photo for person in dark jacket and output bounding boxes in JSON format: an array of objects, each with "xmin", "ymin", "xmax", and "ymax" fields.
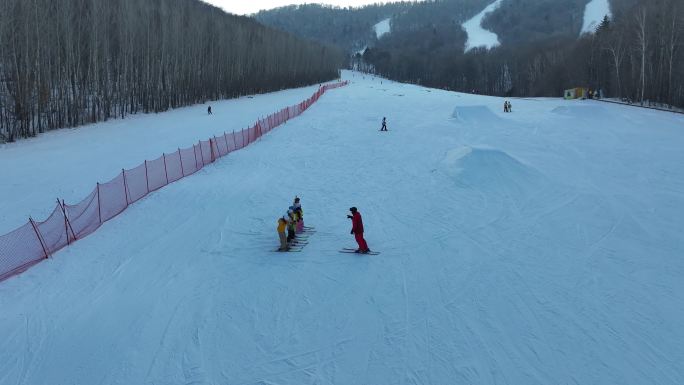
[
  {"xmin": 380, "ymin": 117, "xmax": 388, "ymax": 131},
  {"xmin": 347, "ymin": 207, "xmax": 370, "ymax": 253},
  {"xmin": 208, "ymin": 106, "xmax": 212, "ymax": 115}
]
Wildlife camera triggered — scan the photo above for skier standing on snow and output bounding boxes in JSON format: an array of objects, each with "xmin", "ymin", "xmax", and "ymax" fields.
[
  {"xmin": 347, "ymin": 207, "xmax": 370, "ymax": 253},
  {"xmin": 277, "ymin": 217, "xmax": 289, "ymax": 251},
  {"xmin": 286, "ymin": 209, "xmax": 296, "ymax": 243},
  {"xmin": 293, "ymin": 197, "xmax": 304, "ymax": 233},
  {"xmin": 380, "ymin": 117, "xmax": 388, "ymax": 131},
  {"xmin": 208, "ymin": 106, "xmax": 212, "ymax": 115}
]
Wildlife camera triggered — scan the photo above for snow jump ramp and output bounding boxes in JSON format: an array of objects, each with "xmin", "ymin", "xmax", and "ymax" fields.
[{"xmin": 440, "ymin": 146, "xmax": 547, "ymax": 196}]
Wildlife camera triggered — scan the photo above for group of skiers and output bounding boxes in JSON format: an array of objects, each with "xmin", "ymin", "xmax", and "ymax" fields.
[
  {"xmin": 273, "ymin": 115, "xmax": 385, "ymax": 254},
  {"xmin": 275, "ymin": 202, "xmax": 371, "ymax": 254},
  {"xmin": 277, "ymin": 197, "xmax": 305, "ymax": 251},
  {"xmin": 503, "ymin": 101, "xmax": 513, "ymax": 113}
]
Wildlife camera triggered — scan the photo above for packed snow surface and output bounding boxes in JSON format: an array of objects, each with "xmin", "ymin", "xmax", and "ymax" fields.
[
  {"xmin": 0, "ymin": 84, "xmax": 321, "ymax": 234},
  {"xmin": 462, "ymin": 0, "xmax": 503, "ymax": 52},
  {"xmin": 2, "ymin": 71, "xmax": 684, "ymax": 384},
  {"xmin": 581, "ymin": 0, "xmax": 612, "ymax": 34},
  {"xmin": 374, "ymin": 17, "xmax": 391, "ymax": 39}
]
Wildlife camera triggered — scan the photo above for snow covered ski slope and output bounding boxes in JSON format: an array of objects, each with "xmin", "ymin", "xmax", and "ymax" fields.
[
  {"xmin": 582, "ymin": 0, "xmax": 612, "ymax": 35},
  {"xmin": 0, "ymin": 83, "xmax": 323, "ymax": 234},
  {"xmin": 374, "ymin": 17, "xmax": 391, "ymax": 39},
  {"xmin": 462, "ymin": 0, "xmax": 503, "ymax": 52},
  {"xmin": 2, "ymin": 71, "xmax": 684, "ymax": 384}
]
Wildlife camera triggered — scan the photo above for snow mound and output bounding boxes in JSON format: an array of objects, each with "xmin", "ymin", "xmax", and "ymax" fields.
[
  {"xmin": 451, "ymin": 105, "xmax": 502, "ymax": 124},
  {"xmin": 441, "ymin": 146, "xmax": 546, "ymax": 195}
]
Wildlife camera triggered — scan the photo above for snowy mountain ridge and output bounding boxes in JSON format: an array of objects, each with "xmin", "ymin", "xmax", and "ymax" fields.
[{"xmin": 258, "ymin": 0, "xmax": 617, "ymax": 55}]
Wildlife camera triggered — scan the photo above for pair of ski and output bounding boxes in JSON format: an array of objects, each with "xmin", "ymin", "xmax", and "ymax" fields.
[
  {"xmin": 274, "ymin": 226, "xmax": 314, "ymax": 252},
  {"xmin": 339, "ymin": 248, "xmax": 380, "ymax": 255}
]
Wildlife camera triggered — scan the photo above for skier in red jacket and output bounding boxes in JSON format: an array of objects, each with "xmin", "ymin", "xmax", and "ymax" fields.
[{"xmin": 347, "ymin": 207, "xmax": 370, "ymax": 253}]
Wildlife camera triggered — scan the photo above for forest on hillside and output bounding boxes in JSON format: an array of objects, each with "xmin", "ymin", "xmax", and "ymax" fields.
[
  {"xmin": 0, "ymin": 0, "xmax": 345, "ymax": 142},
  {"xmin": 255, "ymin": 2, "xmax": 418, "ymax": 52},
  {"xmin": 481, "ymin": 0, "xmax": 588, "ymax": 45},
  {"xmin": 257, "ymin": 0, "xmax": 682, "ymax": 109},
  {"xmin": 363, "ymin": 0, "xmax": 684, "ymax": 109}
]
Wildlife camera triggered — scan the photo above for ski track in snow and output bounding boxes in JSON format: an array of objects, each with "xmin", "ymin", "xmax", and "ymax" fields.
[
  {"xmin": 1, "ymin": 72, "xmax": 684, "ymax": 384},
  {"xmin": 462, "ymin": 0, "xmax": 504, "ymax": 52}
]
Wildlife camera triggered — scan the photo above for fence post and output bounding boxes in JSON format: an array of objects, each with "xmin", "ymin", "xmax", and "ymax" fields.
[
  {"xmin": 193, "ymin": 144, "xmax": 199, "ymax": 170},
  {"xmin": 29, "ymin": 217, "xmax": 50, "ymax": 259},
  {"xmin": 210, "ymin": 137, "xmax": 216, "ymax": 161},
  {"xmin": 163, "ymin": 153, "xmax": 169, "ymax": 184},
  {"xmin": 144, "ymin": 160, "xmax": 150, "ymax": 193},
  {"xmin": 223, "ymin": 132, "xmax": 229, "ymax": 153},
  {"xmin": 178, "ymin": 148, "xmax": 184, "ymax": 177},
  {"xmin": 122, "ymin": 169, "xmax": 129, "ymax": 206},
  {"xmin": 56, "ymin": 199, "xmax": 71, "ymax": 245},
  {"xmin": 96, "ymin": 182, "xmax": 102, "ymax": 224},
  {"xmin": 60, "ymin": 199, "xmax": 77, "ymax": 241},
  {"xmin": 199, "ymin": 141, "xmax": 205, "ymax": 165}
]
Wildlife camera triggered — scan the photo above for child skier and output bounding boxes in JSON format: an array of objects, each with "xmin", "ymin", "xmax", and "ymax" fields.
[
  {"xmin": 380, "ymin": 117, "xmax": 388, "ymax": 131},
  {"xmin": 293, "ymin": 197, "xmax": 304, "ymax": 233},
  {"xmin": 286, "ymin": 209, "xmax": 296, "ymax": 243},
  {"xmin": 347, "ymin": 207, "xmax": 370, "ymax": 253},
  {"xmin": 277, "ymin": 217, "xmax": 288, "ymax": 251}
]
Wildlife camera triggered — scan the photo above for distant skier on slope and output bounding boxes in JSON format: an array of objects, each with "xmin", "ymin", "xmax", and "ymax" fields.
[
  {"xmin": 347, "ymin": 207, "xmax": 370, "ymax": 253},
  {"xmin": 208, "ymin": 106, "xmax": 212, "ymax": 115},
  {"xmin": 380, "ymin": 117, "xmax": 388, "ymax": 131}
]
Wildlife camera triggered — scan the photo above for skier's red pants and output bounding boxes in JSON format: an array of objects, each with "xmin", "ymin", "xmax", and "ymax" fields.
[{"xmin": 355, "ymin": 232, "xmax": 369, "ymax": 251}]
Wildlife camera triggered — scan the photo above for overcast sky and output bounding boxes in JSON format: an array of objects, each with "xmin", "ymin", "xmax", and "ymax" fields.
[{"xmin": 204, "ymin": 1, "xmax": 394, "ymax": 15}]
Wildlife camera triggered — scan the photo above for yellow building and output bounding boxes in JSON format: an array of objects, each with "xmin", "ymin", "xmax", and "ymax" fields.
[{"xmin": 564, "ymin": 87, "xmax": 589, "ymax": 99}]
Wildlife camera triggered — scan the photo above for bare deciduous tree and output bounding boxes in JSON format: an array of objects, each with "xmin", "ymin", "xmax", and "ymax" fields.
[{"xmin": 0, "ymin": 0, "xmax": 345, "ymax": 142}]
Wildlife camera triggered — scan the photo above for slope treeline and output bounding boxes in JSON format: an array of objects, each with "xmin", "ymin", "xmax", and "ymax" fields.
[
  {"xmin": 0, "ymin": 0, "xmax": 344, "ymax": 142},
  {"xmin": 364, "ymin": 0, "xmax": 684, "ymax": 108},
  {"xmin": 255, "ymin": 2, "xmax": 417, "ymax": 52},
  {"xmin": 481, "ymin": 0, "xmax": 588, "ymax": 45}
]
